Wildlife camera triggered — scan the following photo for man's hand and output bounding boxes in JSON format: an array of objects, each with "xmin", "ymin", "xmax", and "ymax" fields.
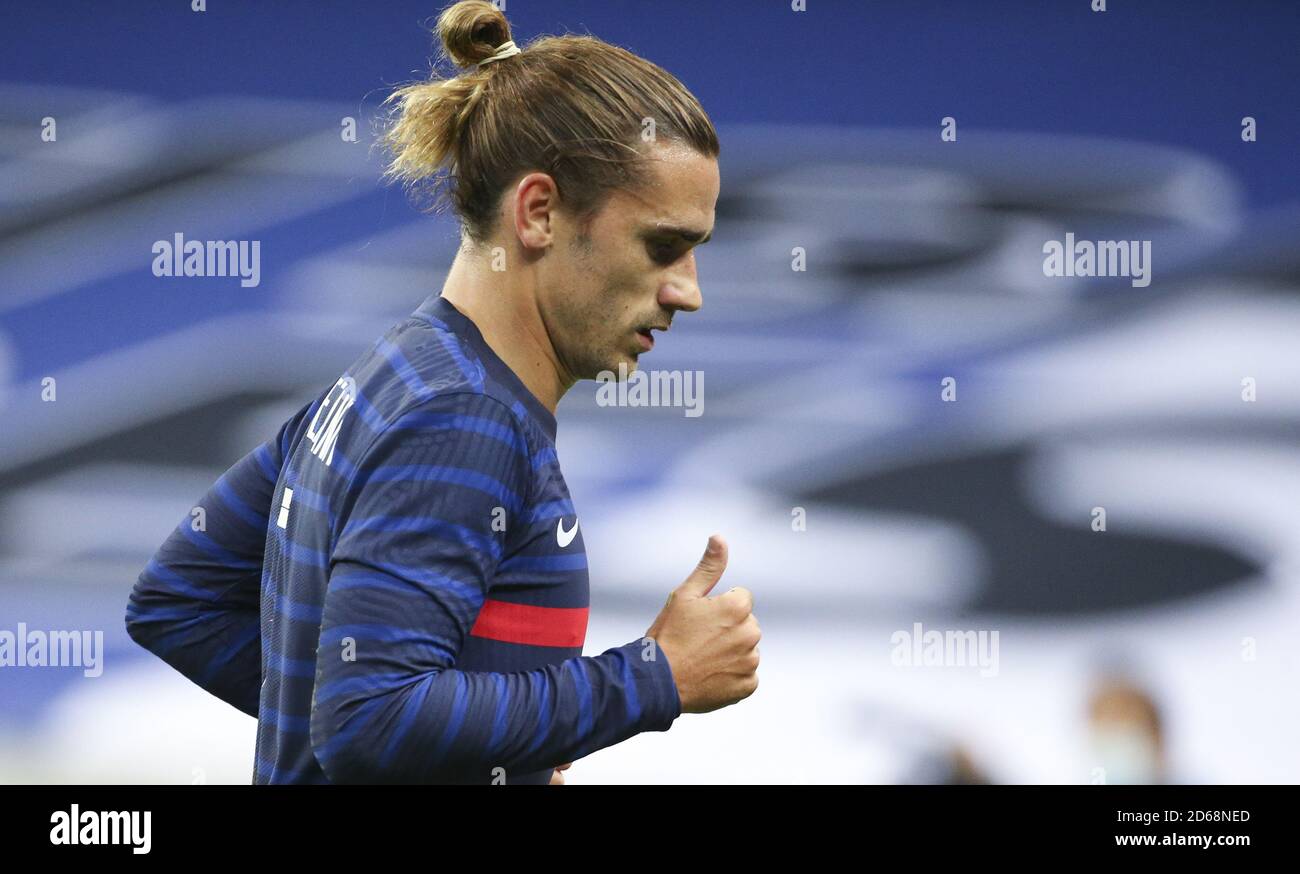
[
  {"xmin": 643, "ymin": 534, "xmax": 761, "ymax": 714},
  {"xmin": 549, "ymin": 762, "xmax": 572, "ymax": 785}
]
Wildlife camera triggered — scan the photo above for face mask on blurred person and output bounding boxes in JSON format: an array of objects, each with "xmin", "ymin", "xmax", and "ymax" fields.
[{"xmin": 1089, "ymin": 724, "xmax": 1160, "ymax": 785}]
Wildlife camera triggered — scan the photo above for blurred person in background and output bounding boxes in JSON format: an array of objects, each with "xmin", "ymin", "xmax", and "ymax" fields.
[
  {"xmin": 1086, "ymin": 669, "xmax": 1170, "ymax": 785},
  {"xmin": 902, "ymin": 744, "xmax": 993, "ymax": 785}
]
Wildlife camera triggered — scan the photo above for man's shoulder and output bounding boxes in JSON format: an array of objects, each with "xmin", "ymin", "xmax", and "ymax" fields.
[
  {"xmin": 281, "ymin": 327, "xmax": 524, "ymax": 481},
  {"xmin": 353, "ymin": 317, "xmax": 531, "ymax": 430}
]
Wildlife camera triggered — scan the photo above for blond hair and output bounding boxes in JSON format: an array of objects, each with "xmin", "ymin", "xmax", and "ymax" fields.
[{"xmin": 381, "ymin": 0, "xmax": 720, "ymax": 244}]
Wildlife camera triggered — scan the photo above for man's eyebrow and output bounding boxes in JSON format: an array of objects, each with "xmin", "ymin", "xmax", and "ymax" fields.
[{"xmin": 648, "ymin": 223, "xmax": 713, "ymax": 244}]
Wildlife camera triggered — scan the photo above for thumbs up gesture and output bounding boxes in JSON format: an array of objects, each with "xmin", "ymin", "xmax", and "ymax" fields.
[{"xmin": 644, "ymin": 535, "xmax": 761, "ymax": 714}]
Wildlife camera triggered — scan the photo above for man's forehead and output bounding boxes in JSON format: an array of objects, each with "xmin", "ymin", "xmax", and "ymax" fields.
[
  {"xmin": 622, "ymin": 147, "xmax": 718, "ymax": 230},
  {"xmin": 582, "ymin": 146, "xmax": 715, "ymax": 246},
  {"xmin": 646, "ymin": 142, "xmax": 717, "ymax": 191}
]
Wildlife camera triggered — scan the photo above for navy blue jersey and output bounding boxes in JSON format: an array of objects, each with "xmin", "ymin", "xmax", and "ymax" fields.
[{"xmin": 127, "ymin": 295, "xmax": 681, "ymax": 784}]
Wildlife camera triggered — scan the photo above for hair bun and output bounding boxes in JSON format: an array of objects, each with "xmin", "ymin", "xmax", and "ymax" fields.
[{"xmin": 437, "ymin": 0, "xmax": 514, "ymax": 69}]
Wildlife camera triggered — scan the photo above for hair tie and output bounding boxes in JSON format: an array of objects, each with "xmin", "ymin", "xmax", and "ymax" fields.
[{"xmin": 478, "ymin": 40, "xmax": 521, "ymax": 67}]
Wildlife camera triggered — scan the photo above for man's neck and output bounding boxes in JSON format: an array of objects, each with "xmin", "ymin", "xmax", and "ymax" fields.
[{"xmin": 439, "ymin": 245, "xmax": 573, "ymax": 414}]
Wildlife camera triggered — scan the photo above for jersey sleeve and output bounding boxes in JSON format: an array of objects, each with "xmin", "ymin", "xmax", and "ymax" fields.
[
  {"xmin": 125, "ymin": 397, "xmax": 321, "ymax": 717},
  {"xmin": 310, "ymin": 391, "xmax": 681, "ymax": 783}
]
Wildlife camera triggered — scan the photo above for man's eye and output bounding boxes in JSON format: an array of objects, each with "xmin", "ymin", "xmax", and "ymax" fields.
[{"xmin": 648, "ymin": 241, "xmax": 680, "ymax": 264}]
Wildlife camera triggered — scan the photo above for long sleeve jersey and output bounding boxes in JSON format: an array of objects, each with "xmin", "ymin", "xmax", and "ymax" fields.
[{"xmin": 126, "ymin": 294, "xmax": 681, "ymax": 784}]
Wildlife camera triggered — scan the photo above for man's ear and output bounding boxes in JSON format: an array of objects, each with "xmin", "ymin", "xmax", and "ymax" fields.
[{"xmin": 512, "ymin": 172, "xmax": 559, "ymax": 253}]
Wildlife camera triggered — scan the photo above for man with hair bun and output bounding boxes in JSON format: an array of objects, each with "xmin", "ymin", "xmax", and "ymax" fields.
[{"xmin": 127, "ymin": 0, "xmax": 760, "ymax": 784}]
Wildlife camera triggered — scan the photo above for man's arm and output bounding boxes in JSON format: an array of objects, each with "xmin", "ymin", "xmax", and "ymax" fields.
[
  {"xmin": 125, "ymin": 397, "xmax": 321, "ymax": 716},
  {"xmin": 309, "ymin": 392, "xmax": 681, "ymax": 784}
]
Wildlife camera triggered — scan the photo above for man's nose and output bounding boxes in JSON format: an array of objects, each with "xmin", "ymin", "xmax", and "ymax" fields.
[{"xmin": 658, "ymin": 252, "xmax": 703, "ymax": 313}]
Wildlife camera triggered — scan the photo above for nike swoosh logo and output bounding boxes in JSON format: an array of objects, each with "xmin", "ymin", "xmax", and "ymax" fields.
[{"xmin": 556, "ymin": 517, "xmax": 579, "ymax": 548}]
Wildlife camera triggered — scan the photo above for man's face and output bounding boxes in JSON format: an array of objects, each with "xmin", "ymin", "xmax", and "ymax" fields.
[{"xmin": 537, "ymin": 140, "xmax": 719, "ymax": 381}]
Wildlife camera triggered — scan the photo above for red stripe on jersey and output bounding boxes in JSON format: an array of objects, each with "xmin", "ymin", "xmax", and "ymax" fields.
[{"xmin": 469, "ymin": 599, "xmax": 589, "ymax": 648}]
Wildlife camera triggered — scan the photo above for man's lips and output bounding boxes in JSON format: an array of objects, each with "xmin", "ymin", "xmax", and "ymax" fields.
[
  {"xmin": 631, "ymin": 321, "xmax": 670, "ymax": 351},
  {"xmin": 635, "ymin": 323, "xmax": 668, "ymax": 351}
]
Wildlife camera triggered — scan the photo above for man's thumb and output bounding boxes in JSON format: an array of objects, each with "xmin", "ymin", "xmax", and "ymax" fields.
[{"xmin": 678, "ymin": 534, "xmax": 728, "ymax": 597}]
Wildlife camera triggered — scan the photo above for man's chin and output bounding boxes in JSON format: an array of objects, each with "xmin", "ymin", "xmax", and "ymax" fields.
[{"xmin": 589, "ymin": 353, "xmax": 640, "ymax": 382}]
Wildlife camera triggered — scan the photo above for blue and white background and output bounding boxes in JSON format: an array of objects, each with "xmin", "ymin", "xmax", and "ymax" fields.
[{"xmin": 1, "ymin": 0, "xmax": 1298, "ymax": 783}]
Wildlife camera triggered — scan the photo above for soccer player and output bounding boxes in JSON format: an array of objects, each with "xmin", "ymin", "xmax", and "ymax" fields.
[{"xmin": 126, "ymin": 0, "xmax": 760, "ymax": 784}]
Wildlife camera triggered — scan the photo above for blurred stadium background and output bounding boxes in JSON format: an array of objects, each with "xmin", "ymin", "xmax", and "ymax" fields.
[{"xmin": 1, "ymin": 1, "xmax": 1297, "ymax": 783}]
